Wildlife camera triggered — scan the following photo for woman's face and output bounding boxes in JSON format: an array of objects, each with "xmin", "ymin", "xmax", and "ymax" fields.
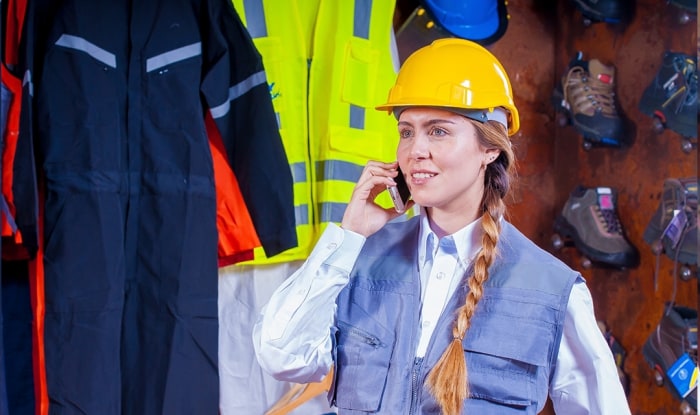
[{"xmin": 396, "ymin": 107, "xmax": 499, "ymax": 219}]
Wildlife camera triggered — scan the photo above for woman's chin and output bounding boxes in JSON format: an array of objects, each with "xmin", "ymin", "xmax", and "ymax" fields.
[{"xmin": 410, "ymin": 197, "xmax": 433, "ymax": 208}]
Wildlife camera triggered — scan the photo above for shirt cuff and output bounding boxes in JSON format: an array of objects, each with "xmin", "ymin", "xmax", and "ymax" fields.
[{"xmin": 320, "ymin": 223, "xmax": 366, "ymax": 272}]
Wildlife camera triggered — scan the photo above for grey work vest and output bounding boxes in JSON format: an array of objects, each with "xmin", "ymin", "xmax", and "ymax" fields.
[{"xmin": 331, "ymin": 217, "xmax": 579, "ymax": 414}]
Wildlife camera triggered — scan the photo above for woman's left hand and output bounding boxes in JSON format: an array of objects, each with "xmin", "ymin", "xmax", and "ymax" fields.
[{"xmin": 340, "ymin": 160, "xmax": 413, "ymax": 238}]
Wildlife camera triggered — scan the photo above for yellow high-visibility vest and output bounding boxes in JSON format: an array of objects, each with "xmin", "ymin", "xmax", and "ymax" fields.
[{"xmin": 232, "ymin": 0, "xmax": 399, "ymax": 264}]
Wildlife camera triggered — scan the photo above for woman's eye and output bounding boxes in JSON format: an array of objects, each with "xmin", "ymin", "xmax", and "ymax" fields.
[
  {"xmin": 399, "ymin": 129, "xmax": 413, "ymax": 139},
  {"xmin": 430, "ymin": 127, "xmax": 447, "ymax": 136}
]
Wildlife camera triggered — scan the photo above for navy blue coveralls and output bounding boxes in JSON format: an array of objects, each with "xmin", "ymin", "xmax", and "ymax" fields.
[{"xmin": 15, "ymin": 0, "xmax": 297, "ymax": 413}]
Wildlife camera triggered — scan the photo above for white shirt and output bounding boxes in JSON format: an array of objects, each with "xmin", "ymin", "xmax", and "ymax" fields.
[
  {"xmin": 415, "ymin": 214, "xmax": 482, "ymax": 356},
  {"xmin": 253, "ymin": 216, "xmax": 631, "ymax": 414}
]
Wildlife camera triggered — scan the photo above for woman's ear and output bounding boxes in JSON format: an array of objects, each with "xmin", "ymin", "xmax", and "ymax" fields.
[{"xmin": 484, "ymin": 149, "xmax": 501, "ymax": 165}]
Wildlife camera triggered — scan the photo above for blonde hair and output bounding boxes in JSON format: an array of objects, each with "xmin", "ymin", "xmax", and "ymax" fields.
[{"xmin": 425, "ymin": 120, "xmax": 515, "ymax": 415}]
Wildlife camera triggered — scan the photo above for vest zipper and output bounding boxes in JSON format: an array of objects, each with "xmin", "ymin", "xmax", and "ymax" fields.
[
  {"xmin": 305, "ymin": 57, "xmax": 316, "ymax": 227},
  {"xmin": 339, "ymin": 324, "xmax": 382, "ymax": 348},
  {"xmin": 409, "ymin": 357, "xmax": 423, "ymax": 415}
]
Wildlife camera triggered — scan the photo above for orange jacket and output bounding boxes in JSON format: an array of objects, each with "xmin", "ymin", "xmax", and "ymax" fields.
[{"xmin": 205, "ymin": 113, "xmax": 261, "ymax": 267}]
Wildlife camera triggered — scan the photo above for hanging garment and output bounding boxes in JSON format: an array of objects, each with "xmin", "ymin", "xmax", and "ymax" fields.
[
  {"xmin": 1, "ymin": 64, "xmax": 25, "ymax": 252},
  {"xmin": 231, "ymin": 0, "xmax": 399, "ymax": 264},
  {"xmin": 3, "ymin": 0, "xmax": 28, "ymax": 67},
  {"xmin": 1, "ymin": 0, "xmax": 30, "ymax": 256},
  {"xmin": 218, "ymin": 0, "xmax": 398, "ymax": 412},
  {"xmin": 2, "ymin": 1, "xmax": 45, "ymax": 413},
  {"xmin": 204, "ymin": 113, "xmax": 261, "ymax": 267},
  {"xmin": 0, "ymin": 69, "xmax": 10, "ymax": 415},
  {"xmin": 16, "ymin": 0, "xmax": 295, "ymax": 413},
  {"xmin": 1, "ymin": 260, "xmax": 36, "ymax": 415}
]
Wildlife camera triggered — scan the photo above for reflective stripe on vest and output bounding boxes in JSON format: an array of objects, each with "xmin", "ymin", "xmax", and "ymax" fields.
[{"xmin": 233, "ymin": 0, "xmax": 398, "ymax": 264}]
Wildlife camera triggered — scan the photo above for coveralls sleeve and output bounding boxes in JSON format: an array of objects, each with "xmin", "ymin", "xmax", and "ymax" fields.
[
  {"xmin": 549, "ymin": 281, "xmax": 632, "ymax": 414},
  {"xmin": 200, "ymin": 0, "xmax": 296, "ymax": 257},
  {"xmin": 253, "ymin": 223, "xmax": 365, "ymax": 384}
]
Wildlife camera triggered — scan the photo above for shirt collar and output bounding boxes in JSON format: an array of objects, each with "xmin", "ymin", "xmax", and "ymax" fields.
[{"xmin": 417, "ymin": 207, "xmax": 484, "ymax": 269}]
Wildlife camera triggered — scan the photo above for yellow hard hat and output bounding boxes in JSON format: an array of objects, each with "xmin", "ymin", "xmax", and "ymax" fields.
[{"xmin": 376, "ymin": 38, "xmax": 520, "ymax": 136}]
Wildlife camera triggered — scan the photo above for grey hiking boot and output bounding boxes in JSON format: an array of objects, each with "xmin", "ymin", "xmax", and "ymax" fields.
[
  {"xmin": 639, "ymin": 51, "xmax": 698, "ymax": 153},
  {"xmin": 643, "ymin": 177, "xmax": 698, "ymax": 276},
  {"xmin": 553, "ymin": 52, "xmax": 627, "ymax": 149},
  {"xmin": 643, "ymin": 303, "xmax": 698, "ymax": 409},
  {"xmin": 553, "ymin": 186, "xmax": 640, "ymax": 269}
]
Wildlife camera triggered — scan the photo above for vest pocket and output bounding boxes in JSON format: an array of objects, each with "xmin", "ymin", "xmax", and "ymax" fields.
[
  {"xmin": 340, "ymin": 38, "xmax": 379, "ymax": 109},
  {"xmin": 462, "ymin": 314, "xmax": 553, "ymax": 409},
  {"xmin": 327, "ymin": 125, "xmax": 387, "ymax": 164},
  {"xmin": 334, "ymin": 312, "xmax": 395, "ymax": 412}
]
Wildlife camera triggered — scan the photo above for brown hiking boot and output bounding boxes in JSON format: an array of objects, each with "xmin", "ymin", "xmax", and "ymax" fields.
[
  {"xmin": 643, "ymin": 303, "xmax": 698, "ymax": 408},
  {"xmin": 553, "ymin": 52, "xmax": 627, "ymax": 149},
  {"xmin": 553, "ymin": 185, "xmax": 640, "ymax": 269}
]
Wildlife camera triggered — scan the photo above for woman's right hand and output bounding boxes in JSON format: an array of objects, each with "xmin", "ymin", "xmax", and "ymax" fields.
[{"xmin": 340, "ymin": 160, "xmax": 413, "ymax": 238}]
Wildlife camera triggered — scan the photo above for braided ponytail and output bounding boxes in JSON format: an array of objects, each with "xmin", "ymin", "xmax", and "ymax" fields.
[{"xmin": 426, "ymin": 121, "xmax": 515, "ymax": 415}]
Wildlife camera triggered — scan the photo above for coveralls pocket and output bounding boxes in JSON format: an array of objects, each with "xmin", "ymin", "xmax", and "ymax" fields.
[
  {"xmin": 145, "ymin": 44, "xmax": 202, "ymax": 132},
  {"xmin": 41, "ymin": 39, "xmax": 121, "ymax": 169},
  {"xmin": 334, "ymin": 311, "xmax": 395, "ymax": 412}
]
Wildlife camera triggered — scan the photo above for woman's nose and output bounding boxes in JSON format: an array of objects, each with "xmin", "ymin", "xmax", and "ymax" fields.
[{"xmin": 408, "ymin": 135, "xmax": 430, "ymax": 159}]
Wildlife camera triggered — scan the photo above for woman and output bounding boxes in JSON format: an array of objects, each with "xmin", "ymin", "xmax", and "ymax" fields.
[{"xmin": 253, "ymin": 39, "xmax": 630, "ymax": 414}]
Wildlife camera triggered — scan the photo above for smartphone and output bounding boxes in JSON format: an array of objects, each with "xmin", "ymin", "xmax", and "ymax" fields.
[{"xmin": 388, "ymin": 168, "xmax": 411, "ymax": 213}]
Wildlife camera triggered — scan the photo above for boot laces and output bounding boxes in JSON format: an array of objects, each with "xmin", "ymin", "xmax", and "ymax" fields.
[
  {"xmin": 564, "ymin": 66, "xmax": 618, "ymax": 116},
  {"xmin": 595, "ymin": 206, "xmax": 623, "ymax": 234}
]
